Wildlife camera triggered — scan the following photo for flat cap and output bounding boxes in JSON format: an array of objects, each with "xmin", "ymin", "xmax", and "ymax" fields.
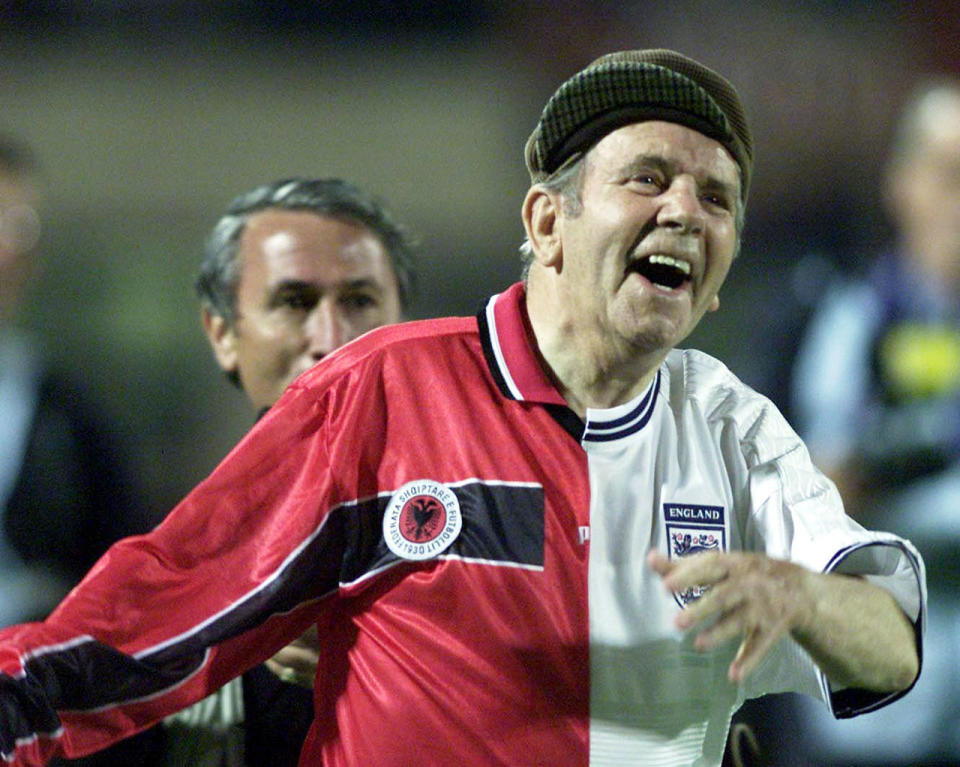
[{"xmin": 524, "ymin": 49, "xmax": 754, "ymax": 201}]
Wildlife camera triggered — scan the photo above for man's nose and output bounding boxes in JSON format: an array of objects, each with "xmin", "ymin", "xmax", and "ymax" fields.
[
  {"xmin": 656, "ymin": 178, "xmax": 704, "ymax": 235},
  {"xmin": 305, "ymin": 300, "xmax": 345, "ymax": 358}
]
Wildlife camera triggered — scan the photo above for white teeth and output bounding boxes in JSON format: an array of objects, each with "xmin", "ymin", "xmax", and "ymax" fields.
[{"xmin": 647, "ymin": 254, "xmax": 691, "ymax": 275}]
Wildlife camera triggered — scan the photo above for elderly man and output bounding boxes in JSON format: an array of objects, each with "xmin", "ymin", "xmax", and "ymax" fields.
[
  {"xmin": 0, "ymin": 50, "xmax": 924, "ymax": 767},
  {"xmin": 164, "ymin": 177, "xmax": 414, "ymax": 767}
]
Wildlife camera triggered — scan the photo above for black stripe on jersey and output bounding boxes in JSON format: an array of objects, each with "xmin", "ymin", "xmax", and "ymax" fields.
[
  {"xmin": 477, "ymin": 302, "xmax": 585, "ymax": 443},
  {"xmin": 543, "ymin": 404, "xmax": 586, "ymax": 443},
  {"xmin": 450, "ymin": 481, "xmax": 545, "ymax": 567},
  {"xmin": 1, "ymin": 665, "xmax": 63, "ymax": 751},
  {"xmin": 340, "ymin": 480, "xmax": 546, "ymax": 582},
  {"xmin": 1, "ymin": 481, "xmax": 545, "ymax": 748},
  {"xmin": 0, "ymin": 638, "xmax": 207, "ymax": 758},
  {"xmin": 477, "ymin": 302, "xmax": 514, "ymax": 401}
]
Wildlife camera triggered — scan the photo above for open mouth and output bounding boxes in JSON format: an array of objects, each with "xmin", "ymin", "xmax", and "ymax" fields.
[{"xmin": 631, "ymin": 254, "xmax": 692, "ymax": 290}]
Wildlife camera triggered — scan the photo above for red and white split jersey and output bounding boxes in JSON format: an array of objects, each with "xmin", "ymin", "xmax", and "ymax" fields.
[{"xmin": 0, "ymin": 283, "xmax": 925, "ymax": 766}]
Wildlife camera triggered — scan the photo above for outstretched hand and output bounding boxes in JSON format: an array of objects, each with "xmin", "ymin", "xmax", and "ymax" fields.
[{"xmin": 647, "ymin": 549, "xmax": 813, "ymax": 684}]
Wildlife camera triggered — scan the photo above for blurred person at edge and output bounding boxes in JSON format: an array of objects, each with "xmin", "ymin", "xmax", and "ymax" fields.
[
  {"xmin": 162, "ymin": 177, "xmax": 413, "ymax": 767},
  {"xmin": 778, "ymin": 79, "xmax": 960, "ymax": 766},
  {"xmin": 0, "ymin": 136, "xmax": 162, "ymax": 765}
]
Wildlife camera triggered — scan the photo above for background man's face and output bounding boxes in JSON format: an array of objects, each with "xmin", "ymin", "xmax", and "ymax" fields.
[
  {"xmin": 205, "ymin": 208, "xmax": 402, "ymax": 411},
  {"xmin": 887, "ymin": 94, "xmax": 960, "ymax": 287},
  {"xmin": 0, "ymin": 170, "xmax": 40, "ymax": 323}
]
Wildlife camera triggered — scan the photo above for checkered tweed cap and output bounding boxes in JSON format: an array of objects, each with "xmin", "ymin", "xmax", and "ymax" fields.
[{"xmin": 524, "ymin": 49, "xmax": 753, "ymax": 201}]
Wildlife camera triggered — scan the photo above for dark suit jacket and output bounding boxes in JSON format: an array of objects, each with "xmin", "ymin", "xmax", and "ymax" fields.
[{"xmin": 3, "ymin": 366, "xmax": 166, "ymax": 766}]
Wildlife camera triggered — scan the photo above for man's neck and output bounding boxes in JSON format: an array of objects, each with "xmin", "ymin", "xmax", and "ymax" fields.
[{"xmin": 524, "ymin": 279, "xmax": 665, "ymax": 419}]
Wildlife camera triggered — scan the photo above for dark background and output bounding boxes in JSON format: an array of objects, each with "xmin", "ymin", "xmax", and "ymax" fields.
[{"xmin": 3, "ymin": 0, "xmax": 958, "ymax": 520}]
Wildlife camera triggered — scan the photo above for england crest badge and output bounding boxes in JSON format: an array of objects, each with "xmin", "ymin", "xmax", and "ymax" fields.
[{"xmin": 663, "ymin": 502, "xmax": 726, "ymax": 607}]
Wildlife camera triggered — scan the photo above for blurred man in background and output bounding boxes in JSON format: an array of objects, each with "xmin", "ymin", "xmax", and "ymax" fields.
[
  {"xmin": 164, "ymin": 177, "xmax": 415, "ymax": 766},
  {"xmin": 0, "ymin": 136, "xmax": 162, "ymax": 765},
  {"xmin": 0, "ymin": 137, "xmax": 144, "ymax": 625},
  {"xmin": 784, "ymin": 78, "xmax": 960, "ymax": 766}
]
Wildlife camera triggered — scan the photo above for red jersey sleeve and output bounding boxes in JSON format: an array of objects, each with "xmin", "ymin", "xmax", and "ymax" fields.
[{"xmin": 0, "ymin": 376, "xmax": 345, "ymax": 765}]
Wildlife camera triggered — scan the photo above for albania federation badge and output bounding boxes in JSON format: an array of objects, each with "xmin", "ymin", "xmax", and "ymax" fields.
[{"xmin": 383, "ymin": 480, "xmax": 462, "ymax": 561}]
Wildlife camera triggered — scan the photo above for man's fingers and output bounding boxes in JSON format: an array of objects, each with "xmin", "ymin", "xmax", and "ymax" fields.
[
  {"xmin": 650, "ymin": 552, "xmax": 735, "ymax": 635},
  {"xmin": 658, "ymin": 551, "xmax": 729, "ymax": 594},
  {"xmin": 265, "ymin": 656, "xmax": 315, "ymax": 688},
  {"xmin": 646, "ymin": 550, "xmax": 673, "ymax": 576},
  {"xmin": 675, "ymin": 580, "xmax": 726, "ymax": 629},
  {"xmin": 647, "ymin": 550, "xmax": 813, "ymax": 685},
  {"xmin": 686, "ymin": 603, "xmax": 744, "ymax": 649},
  {"xmin": 727, "ymin": 617, "xmax": 789, "ymax": 683}
]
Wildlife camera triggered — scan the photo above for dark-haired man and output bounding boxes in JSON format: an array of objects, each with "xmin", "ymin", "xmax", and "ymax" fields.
[
  {"xmin": 196, "ymin": 177, "xmax": 414, "ymax": 415},
  {"xmin": 166, "ymin": 177, "xmax": 413, "ymax": 767}
]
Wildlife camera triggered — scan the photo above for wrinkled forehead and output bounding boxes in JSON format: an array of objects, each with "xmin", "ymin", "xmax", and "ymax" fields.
[{"xmin": 586, "ymin": 121, "xmax": 741, "ymax": 188}]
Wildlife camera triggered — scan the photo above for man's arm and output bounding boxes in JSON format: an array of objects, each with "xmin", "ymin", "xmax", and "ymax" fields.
[
  {"xmin": 0, "ymin": 384, "xmax": 336, "ymax": 765},
  {"xmin": 647, "ymin": 550, "xmax": 919, "ymax": 691}
]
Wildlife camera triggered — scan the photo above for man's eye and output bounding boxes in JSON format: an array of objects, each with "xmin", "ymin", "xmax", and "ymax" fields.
[
  {"xmin": 702, "ymin": 193, "xmax": 732, "ymax": 211},
  {"xmin": 627, "ymin": 174, "xmax": 666, "ymax": 195},
  {"xmin": 342, "ymin": 294, "xmax": 377, "ymax": 311},
  {"xmin": 280, "ymin": 293, "xmax": 314, "ymax": 310}
]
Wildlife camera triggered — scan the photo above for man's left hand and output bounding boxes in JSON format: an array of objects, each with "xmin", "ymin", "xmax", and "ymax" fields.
[
  {"xmin": 264, "ymin": 625, "xmax": 320, "ymax": 689},
  {"xmin": 647, "ymin": 549, "xmax": 812, "ymax": 684}
]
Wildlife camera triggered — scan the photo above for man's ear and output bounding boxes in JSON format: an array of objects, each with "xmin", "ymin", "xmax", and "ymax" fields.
[
  {"xmin": 201, "ymin": 307, "xmax": 239, "ymax": 375},
  {"xmin": 521, "ymin": 186, "xmax": 562, "ymax": 269}
]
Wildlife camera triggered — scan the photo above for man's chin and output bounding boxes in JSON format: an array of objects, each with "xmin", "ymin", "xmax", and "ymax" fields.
[
  {"xmin": 626, "ymin": 332, "xmax": 680, "ymax": 359},
  {"xmin": 618, "ymin": 309, "xmax": 691, "ymax": 355}
]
